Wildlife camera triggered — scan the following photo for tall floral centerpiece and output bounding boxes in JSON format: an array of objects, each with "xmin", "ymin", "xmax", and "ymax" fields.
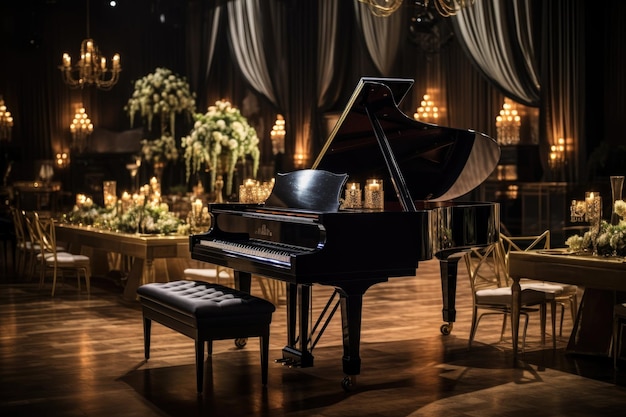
[
  {"xmin": 566, "ymin": 199, "xmax": 626, "ymax": 256},
  {"xmin": 125, "ymin": 67, "xmax": 196, "ymax": 136},
  {"xmin": 139, "ymin": 133, "xmax": 179, "ymax": 182},
  {"xmin": 125, "ymin": 67, "xmax": 196, "ymax": 180},
  {"xmin": 181, "ymin": 100, "xmax": 260, "ymax": 197}
]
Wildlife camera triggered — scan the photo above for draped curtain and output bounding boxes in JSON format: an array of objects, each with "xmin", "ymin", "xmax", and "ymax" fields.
[
  {"xmin": 541, "ymin": 0, "xmax": 584, "ymax": 182},
  {"xmin": 353, "ymin": 0, "xmax": 406, "ymax": 76},
  {"xmin": 452, "ymin": 0, "xmax": 541, "ymax": 107},
  {"xmin": 452, "ymin": 0, "xmax": 584, "ymax": 182},
  {"xmin": 226, "ymin": 0, "xmax": 278, "ymax": 105},
  {"xmin": 186, "ymin": 1, "xmax": 222, "ymax": 110},
  {"xmin": 224, "ymin": 0, "xmax": 346, "ymax": 170}
]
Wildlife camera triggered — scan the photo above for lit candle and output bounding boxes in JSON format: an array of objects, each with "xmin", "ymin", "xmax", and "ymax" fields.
[{"xmin": 193, "ymin": 199, "xmax": 203, "ymax": 216}]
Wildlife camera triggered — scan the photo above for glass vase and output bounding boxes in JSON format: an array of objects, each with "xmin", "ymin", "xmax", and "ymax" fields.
[{"xmin": 611, "ymin": 175, "xmax": 624, "ymax": 225}]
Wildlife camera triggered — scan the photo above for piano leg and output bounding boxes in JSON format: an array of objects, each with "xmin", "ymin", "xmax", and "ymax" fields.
[
  {"xmin": 233, "ymin": 270, "xmax": 252, "ymax": 293},
  {"xmin": 280, "ymin": 283, "xmax": 314, "ymax": 368},
  {"xmin": 437, "ymin": 252, "xmax": 465, "ymax": 335},
  {"xmin": 335, "ymin": 278, "xmax": 386, "ymax": 391},
  {"xmin": 233, "ymin": 271, "xmax": 253, "ymax": 348}
]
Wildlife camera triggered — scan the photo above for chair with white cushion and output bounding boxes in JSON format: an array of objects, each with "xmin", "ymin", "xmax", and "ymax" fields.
[
  {"xmin": 464, "ymin": 241, "xmax": 557, "ymax": 351},
  {"xmin": 31, "ymin": 213, "xmax": 91, "ymax": 297},
  {"xmin": 500, "ymin": 231, "xmax": 578, "ymax": 337}
]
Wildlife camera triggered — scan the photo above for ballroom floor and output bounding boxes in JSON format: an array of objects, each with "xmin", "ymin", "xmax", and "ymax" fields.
[{"xmin": 1, "ymin": 257, "xmax": 626, "ymax": 417}]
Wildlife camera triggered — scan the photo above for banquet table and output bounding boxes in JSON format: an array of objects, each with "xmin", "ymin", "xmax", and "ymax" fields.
[
  {"xmin": 508, "ymin": 250, "xmax": 626, "ymax": 363},
  {"xmin": 55, "ymin": 224, "xmax": 190, "ymax": 300}
]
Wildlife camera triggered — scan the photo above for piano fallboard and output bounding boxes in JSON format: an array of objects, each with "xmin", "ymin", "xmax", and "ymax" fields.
[{"xmin": 190, "ymin": 204, "xmax": 430, "ymax": 284}]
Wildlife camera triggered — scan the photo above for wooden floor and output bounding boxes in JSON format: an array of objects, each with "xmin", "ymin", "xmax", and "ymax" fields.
[{"xmin": 2, "ymin": 257, "xmax": 626, "ymax": 416}]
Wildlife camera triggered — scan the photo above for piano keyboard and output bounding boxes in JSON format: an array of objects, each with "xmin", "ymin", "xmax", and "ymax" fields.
[{"xmin": 200, "ymin": 239, "xmax": 299, "ymax": 266}]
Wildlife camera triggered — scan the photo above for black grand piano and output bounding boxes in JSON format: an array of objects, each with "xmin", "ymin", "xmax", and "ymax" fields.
[{"xmin": 190, "ymin": 77, "xmax": 500, "ymax": 390}]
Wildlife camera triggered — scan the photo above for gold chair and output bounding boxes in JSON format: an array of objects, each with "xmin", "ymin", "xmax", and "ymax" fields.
[
  {"xmin": 10, "ymin": 207, "xmax": 31, "ymax": 278},
  {"xmin": 30, "ymin": 213, "xmax": 91, "ymax": 297},
  {"xmin": 464, "ymin": 241, "xmax": 557, "ymax": 351},
  {"xmin": 500, "ymin": 231, "xmax": 578, "ymax": 337}
]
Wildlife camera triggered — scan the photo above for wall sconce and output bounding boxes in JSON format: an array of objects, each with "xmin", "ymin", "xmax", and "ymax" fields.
[
  {"xmin": 413, "ymin": 94, "xmax": 439, "ymax": 124},
  {"xmin": 495, "ymin": 98, "xmax": 521, "ymax": 145},
  {"xmin": 70, "ymin": 105, "xmax": 93, "ymax": 153},
  {"xmin": 270, "ymin": 114, "xmax": 285, "ymax": 155},
  {"xmin": 0, "ymin": 96, "xmax": 14, "ymax": 142},
  {"xmin": 56, "ymin": 152, "xmax": 70, "ymax": 169}
]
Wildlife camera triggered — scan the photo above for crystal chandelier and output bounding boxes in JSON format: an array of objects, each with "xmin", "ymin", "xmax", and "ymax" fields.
[
  {"xmin": 70, "ymin": 106, "xmax": 93, "ymax": 153},
  {"xmin": 0, "ymin": 96, "xmax": 13, "ymax": 142},
  {"xmin": 359, "ymin": 0, "xmax": 475, "ymax": 17},
  {"xmin": 413, "ymin": 94, "xmax": 440, "ymax": 124},
  {"xmin": 270, "ymin": 114, "xmax": 286, "ymax": 155},
  {"xmin": 59, "ymin": 0, "xmax": 121, "ymax": 90}
]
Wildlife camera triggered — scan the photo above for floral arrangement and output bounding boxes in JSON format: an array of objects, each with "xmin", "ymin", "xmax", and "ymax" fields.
[
  {"xmin": 64, "ymin": 200, "xmax": 186, "ymax": 235},
  {"xmin": 64, "ymin": 202, "xmax": 104, "ymax": 226},
  {"xmin": 140, "ymin": 133, "xmax": 179, "ymax": 165},
  {"xmin": 565, "ymin": 199, "xmax": 626, "ymax": 256},
  {"xmin": 125, "ymin": 67, "xmax": 196, "ymax": 135},
  {"xmin": 181, "ymin": 100, "xmax": 260, "ymax": 196},
  {"xmin": 111, "ymin": 203, "xmax": 185, "ymax": 235}
]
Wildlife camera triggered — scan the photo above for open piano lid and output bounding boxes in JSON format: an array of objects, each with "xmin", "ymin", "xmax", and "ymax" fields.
[{"xmin": 311, "ymin": 77, "xmax": 501, "ymax": 204}]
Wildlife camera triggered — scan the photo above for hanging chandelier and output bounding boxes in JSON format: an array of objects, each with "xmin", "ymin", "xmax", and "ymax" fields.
[
  {"xmin": 70, "ymin": 106, "xmax": 93, "ymax": 153},
  {"xmin": 0, "ymin": 96, "xmax": 14, "ymax": 142},
  {"xmin": 59, "ymin": 0, "xmax": 121, "ymax": 90},
  {"xmin": 359, "ymin": 0, "xmax": 475, "ymax": 18}
]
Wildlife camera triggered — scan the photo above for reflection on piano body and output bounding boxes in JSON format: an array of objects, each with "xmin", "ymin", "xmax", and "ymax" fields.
[{"xmin": 190, "ymin": 77, "xmax": 500, "ymax": 389}]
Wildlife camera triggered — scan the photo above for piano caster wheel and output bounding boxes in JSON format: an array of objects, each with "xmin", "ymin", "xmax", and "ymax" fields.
[
  {"xmin": 341, "ymin": 375, "xmax": 356, "ymax": 392},
  {"xmin": 440, "ymin": 323, "xmax": 453, "ymax": 336},
  {"xmin": 235, "ymin": 338, "xmax": 248, "ymax": 348}
]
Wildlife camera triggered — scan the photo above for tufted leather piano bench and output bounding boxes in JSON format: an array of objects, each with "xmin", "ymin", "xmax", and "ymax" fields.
[{"xmin": 136, "ymin": 280, "xmax": 276, "ymax": 393}]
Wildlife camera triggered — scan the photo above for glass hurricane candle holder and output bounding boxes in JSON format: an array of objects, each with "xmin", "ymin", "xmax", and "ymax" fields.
[
  {"xmin": 570, "ymin": 199, "xmax": 586, "ymax": 223},
  {"xmin": 364, "ymin": 179, "xmax": 384, "ymax": 210},
  {"xmin": 103, "ymin": 181, "xmax": 117, "ymax": 209},
  {"xmin": 344, "ymin": 182, "xmax": 362, "ymax": 209},
  {"xmin": 585, "ymin": 191, "xmax": 602, "ymax": 254}
]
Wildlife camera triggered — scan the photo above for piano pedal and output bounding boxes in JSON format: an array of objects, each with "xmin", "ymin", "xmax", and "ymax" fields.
[{"xmin": 275, "ymin": 357, "xmax": 300, "ymax": 368}]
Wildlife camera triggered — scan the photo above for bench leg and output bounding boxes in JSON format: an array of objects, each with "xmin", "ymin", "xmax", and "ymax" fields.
[
  {"xmin": 143, "ymin": 318, "xmax": 151, "ymax": 360},
  {"xmin": 260, "ymin": 327, "xmax": 270, "ymax": 386},
  {"xmin": 195, "ymin": 339, "xmax": 204, "ymax": 393}
]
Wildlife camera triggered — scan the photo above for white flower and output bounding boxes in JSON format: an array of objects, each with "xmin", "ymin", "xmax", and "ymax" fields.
[
  {"xmin": 140, "ymin": 133, "xmax": 179, "ymax": 164},
  {"xmin": 615, "ymin": 199, "xmax": 626, "ymax": 218},
  {"xmin": 180, "ymin": 99, "xmax": 260, "ymax": 196},
  {"xmin": 125, "ymin": 67, "xmax": 196, "ymax": 136}
]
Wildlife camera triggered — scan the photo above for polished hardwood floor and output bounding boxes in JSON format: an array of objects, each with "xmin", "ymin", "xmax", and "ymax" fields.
[{"xmin": 2, "ymin": 256, "xmax": 626, "ymax": 416}]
